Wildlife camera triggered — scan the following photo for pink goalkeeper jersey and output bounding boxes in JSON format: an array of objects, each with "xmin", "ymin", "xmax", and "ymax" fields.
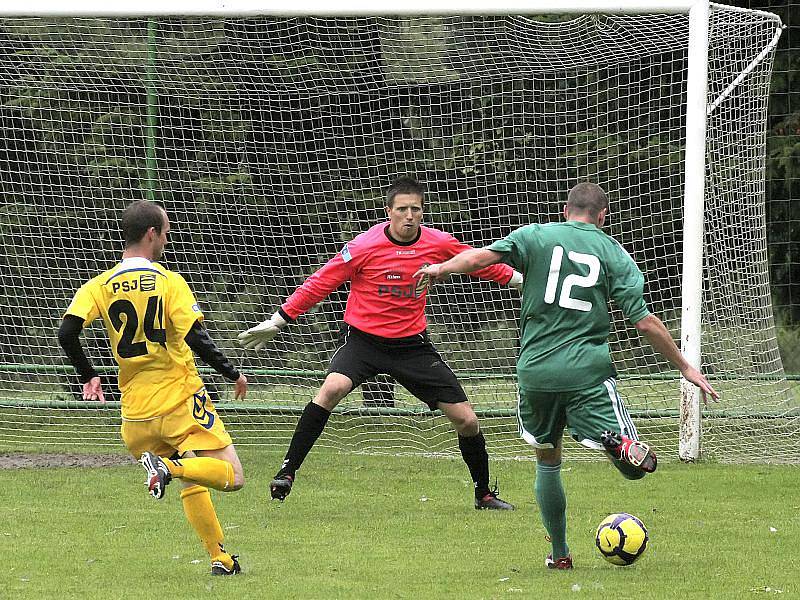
[{"xmin": 281, "ymin": 223, "xmax": 514, "ymax": 339}]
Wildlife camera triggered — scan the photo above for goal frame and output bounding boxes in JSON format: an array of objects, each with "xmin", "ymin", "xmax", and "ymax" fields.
[{"xmin": 0, "ymin": 0, "xmax": 764, "ymax": 461}]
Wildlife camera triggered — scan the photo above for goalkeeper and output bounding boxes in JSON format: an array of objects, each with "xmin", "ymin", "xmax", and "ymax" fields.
[
  {"xmin": 415, "ymin": 182, "xmax": 719, "ymax": 569},
  {"xmin": 58, "ymin": 201, "xmax": 247, "ymax": 576},
  {"xmin": 239, "ymin": 176, "xmax": 522, "ymax": 510}
]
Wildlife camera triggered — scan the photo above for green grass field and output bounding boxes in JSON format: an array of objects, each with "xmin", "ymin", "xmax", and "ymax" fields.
[{"xmin": 2, "ymin": 448, "xmax": 799, "ymax": 599}]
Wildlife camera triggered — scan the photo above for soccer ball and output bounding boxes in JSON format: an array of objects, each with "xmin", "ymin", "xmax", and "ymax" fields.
[{"xmin": 595, "ymin": 513, "xmax": 648, "ymax": 566}]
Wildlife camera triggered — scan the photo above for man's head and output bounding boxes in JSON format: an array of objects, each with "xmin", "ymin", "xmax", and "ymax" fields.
[
  {"xmin": 387, "ymin": 176, "xmax": 425, "ymax": 209},
  {"xmin": 385, "ymin": 176, "xmax": 424, "ymax": 242},
  {"xmin": 565, "ymin": 182, "xmax": 609, "ymax": 226},
  {"xmin": 121, "ymin": 200, "xmax": 170, "ymax": 261}
]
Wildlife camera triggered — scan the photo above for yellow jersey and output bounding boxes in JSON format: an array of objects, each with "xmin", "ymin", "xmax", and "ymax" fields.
[{"xmin": 65, "ymin": 257, "xmax": 205, "ymax": 420}]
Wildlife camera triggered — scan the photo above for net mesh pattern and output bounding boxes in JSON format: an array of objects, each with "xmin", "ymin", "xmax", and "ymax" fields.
[{"xmin": 0, "ymin": 7, "xmax": 791, "ymax": 462}]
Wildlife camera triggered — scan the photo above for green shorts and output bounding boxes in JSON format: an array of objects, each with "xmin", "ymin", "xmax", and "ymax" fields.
[{"xmin": 517, "ymin": 378, "xmax": 639, "ymax": 450}]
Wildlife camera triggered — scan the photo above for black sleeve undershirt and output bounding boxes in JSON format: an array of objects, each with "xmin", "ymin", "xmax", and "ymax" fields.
[
  {"xmin": 58, "ymin": 315, "xmax": 99, "ymax": 384},
  {"xmin": 58, "ymin": 316, "xmax": 239, "ymax": 384},
  {"xmin": 184, "ymin": 320, "xmax": 240, "ymax": 382}
]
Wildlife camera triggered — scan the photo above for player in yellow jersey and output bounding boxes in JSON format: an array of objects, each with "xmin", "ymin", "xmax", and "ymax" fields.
[{"xmin": 58, "ymin": 200, "xmax": 247, "ymax": 576}]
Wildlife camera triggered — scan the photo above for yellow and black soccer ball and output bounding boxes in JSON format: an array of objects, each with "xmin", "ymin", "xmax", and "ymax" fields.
[{"xmin": 595, "ymin": 513, "xmax": 648, "ymax": 566}]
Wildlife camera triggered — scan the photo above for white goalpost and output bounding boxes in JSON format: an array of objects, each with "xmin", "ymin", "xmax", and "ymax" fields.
[
  {"xmin": 0, "ymin": 1, "xmax": 718, "ymax": 17},
  {"xmin": 0, "ymin": 1, "xmax": 791, "ymax": 463},
  {"xmin": 679, "ymin": 0, "xmax": 711, "ymax": 462}
]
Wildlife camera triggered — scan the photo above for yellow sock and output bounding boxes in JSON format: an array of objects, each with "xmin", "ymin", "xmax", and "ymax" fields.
[
  {"xmin": 180, "ymin": 486, "xmax": 233, "ymax": 568},
  {"xmin": 162, "ymin": 457, "xmax": 185, "ymax": 477},
  {"xmin": 164, "ymin": 457, "xmax": 235, "ymax": 491}
]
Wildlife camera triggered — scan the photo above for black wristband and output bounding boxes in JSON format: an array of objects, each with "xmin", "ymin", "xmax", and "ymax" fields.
[{"xmin": 277, "ymin": 307, "xmax": 295, "ymax": 324}]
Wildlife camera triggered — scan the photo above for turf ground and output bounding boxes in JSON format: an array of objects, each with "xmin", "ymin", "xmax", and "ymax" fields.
[{"xmin": 2, "ymin": 448, "xmax": 798, "ymax": 599}]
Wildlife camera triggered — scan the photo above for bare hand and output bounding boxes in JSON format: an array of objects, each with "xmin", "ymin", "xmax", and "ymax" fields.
[
  {"xmin": 233, "ymin": 374, "xmax": 248, "ymax": 401},
  {"xmin": 681, "ymin": 366, "xmax": 719, "ymax": 405},
  {"xmin": 413, "ymin": 263, "xmax": 444, "ymax": 280},
  {"xmin": 83, "ymin": 376, "xmax": 106, "ymax": 404}
]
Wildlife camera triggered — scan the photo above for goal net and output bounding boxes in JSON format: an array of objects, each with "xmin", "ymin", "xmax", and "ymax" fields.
[{"xmin": 0, "ymin": 4, "xmax": 792, "ymax": 462}]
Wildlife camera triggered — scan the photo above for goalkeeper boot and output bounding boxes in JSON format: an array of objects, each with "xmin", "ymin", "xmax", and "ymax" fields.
[
  {"xmin": 211, "ymin": 555, "xmax": 241, "ymax": 576},
  {"xmin": 545, "ymin": 554, "xmax": 573, "ymax": 570},
  {"xmin": 270, "ymin": 473, "xmax": 294, "ymax": 501},
  {"xmin": 475, "ymin": 484, "xmax": 515, "ymax": 510},
  {"xmin": 139, "ymin": 451, "xmax": 172, "ymax": 500},
  {"xmin": 601, "ymin": 431, "xmax": 657, "ymax": 473}
]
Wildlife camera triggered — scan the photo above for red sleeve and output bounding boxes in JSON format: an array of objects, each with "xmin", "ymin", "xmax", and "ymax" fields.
[
  {"xmin": 445, "ymin": 235, "xmax": 514, "ymax": 284},
  {"xmin": 281, "ymin": 247, "xmax": 358, "ymax": 320}
]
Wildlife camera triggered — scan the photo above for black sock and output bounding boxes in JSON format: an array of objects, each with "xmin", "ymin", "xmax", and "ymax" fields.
[
  {"xmin": 277, "ymin": 402, "xmax": 331, "ymax": 478},
  {"xmin": 458, "ymin": 431, "xmax": 490, "ymax": 497}
]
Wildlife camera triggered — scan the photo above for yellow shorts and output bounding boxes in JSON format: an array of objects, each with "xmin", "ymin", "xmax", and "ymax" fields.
[{"xmin": 121, "ymin": 388, "xmax": 232, "ymax": 458}]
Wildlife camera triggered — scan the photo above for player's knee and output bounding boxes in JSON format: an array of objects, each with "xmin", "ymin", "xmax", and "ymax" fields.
[
  {"xmin": 230, "ymin": 475, "xmax": 245, "ymax": 491},
  {"xmin": 536, "ymin": 448, "xmax": 562, "ymax": 466},
  {"xmin": 229, "ymin": 464, "xmax": 245, "ymax": 490},
  {"xmin": 315, "ymin": 380, "xmax": 351, "ymax": 410},
  {"xmin": 453, "ymin": 413, "xmax": 479, "ymax": 436},
  {"xmin": 314, "ymin": 393, "xmax": 339, "ymax": 411}
]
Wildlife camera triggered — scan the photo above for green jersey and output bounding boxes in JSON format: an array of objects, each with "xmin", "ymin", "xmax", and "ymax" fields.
[{"xmin": 488, "ymin": 221, "xmax": 650, "ymax": 392}]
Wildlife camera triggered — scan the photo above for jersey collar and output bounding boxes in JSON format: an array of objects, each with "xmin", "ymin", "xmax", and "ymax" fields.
[
  {"xmin": 119, "ymin": 257, "xmax": 154, "ymax": 269},
  {"xmin": 565, "ymin": 220, "xmax": 600, "ymax": 230},
  {"xmin": 383, "ymin": 223, "xmax": 422, "ymax": 246}
]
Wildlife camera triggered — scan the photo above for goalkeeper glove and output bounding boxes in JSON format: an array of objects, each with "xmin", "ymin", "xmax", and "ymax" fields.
[
  {"xmin": 238, "ymin": 311, "xmax": 288, "ymax": 352},
  {"xmin": 508, "ymin": 270, "xmax": 523, "ymax": 291}
]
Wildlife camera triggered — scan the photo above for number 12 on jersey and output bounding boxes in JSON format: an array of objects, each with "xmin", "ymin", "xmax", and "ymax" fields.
[{"xmin": 544, "ymin": 246, "xmax": 600, "ymax": 312}]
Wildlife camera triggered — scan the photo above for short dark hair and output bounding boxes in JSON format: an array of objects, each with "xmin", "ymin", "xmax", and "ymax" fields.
[
  {"xmin": 121, "ymin": 200, "xmax": 166, "ymax": 246},
  {"xmin": 566, "ymin": 182, "xmax": 608, "ymax": 218},
  {"xmin": 387, "ymin": 176, "xmax": 424, "ymax": 208}
]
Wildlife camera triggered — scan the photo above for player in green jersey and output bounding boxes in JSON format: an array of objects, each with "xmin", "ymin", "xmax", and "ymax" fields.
[{"xmin": 415, "ymin": 182, "xmax": 718, "ymax": 570}]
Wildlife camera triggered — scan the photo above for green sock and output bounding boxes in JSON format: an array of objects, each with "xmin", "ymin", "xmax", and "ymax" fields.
[{"xmin": 535, "ymin": 462, "xmax": 569, "ymax": 559}]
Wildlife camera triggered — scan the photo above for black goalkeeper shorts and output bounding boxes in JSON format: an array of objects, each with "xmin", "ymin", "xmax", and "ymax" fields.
[{"xmin": 328, "ymin": 324, "xmax": 469, "ymax": 410}]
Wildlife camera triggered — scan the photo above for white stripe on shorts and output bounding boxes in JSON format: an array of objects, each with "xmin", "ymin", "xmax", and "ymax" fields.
[
  {"xmin": 328, "ymin": 324, "xmax": 351, "ymax": 364},
  {"xmin": 604, "ymin": 378, "xmax": 639, "ymax": 440}
]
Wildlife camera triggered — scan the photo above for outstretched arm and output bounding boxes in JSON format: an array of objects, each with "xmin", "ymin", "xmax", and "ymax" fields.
[
  {"xmin": 442, "ymin": 235, "xmax": 517, "ymax": 286},
  {"xmin": 237, "ymin": 310, "xmax": 289, "ymax": 352},
  {"xmin": 634, "ymin": 314, "xmax": 719, "ymax": 404},
  {"xmin": 414, "ymin": 248, "xmax": 505, "ymax": 280},
  {"xmin": 58, "ymin": 315, "xmax": 105, "ymax": 404},
  {"xmin": 240, "ymin": 249, "xmax": 355, "ymax": 351}
]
